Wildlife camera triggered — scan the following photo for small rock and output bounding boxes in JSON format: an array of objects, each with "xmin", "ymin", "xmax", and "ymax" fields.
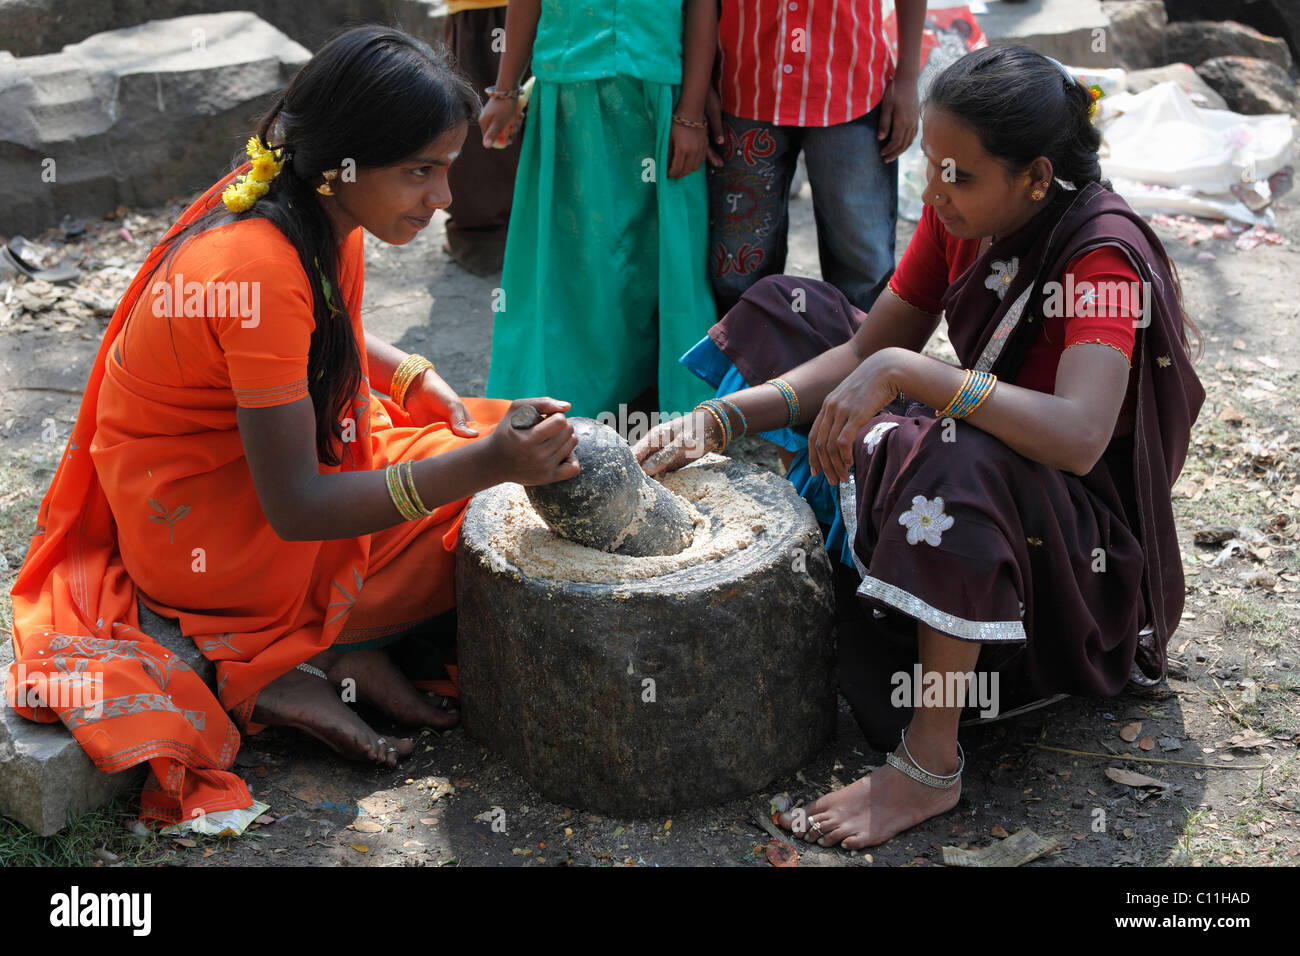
[{"xmin": 1157, "ymin": 736, "xmax": 1182, "ymax": 752}]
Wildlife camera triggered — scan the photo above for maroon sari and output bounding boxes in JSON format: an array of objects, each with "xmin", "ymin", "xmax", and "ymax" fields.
[{"xmin": 708, "ymin": 183, "xmax": 1204, "ymax": 748}]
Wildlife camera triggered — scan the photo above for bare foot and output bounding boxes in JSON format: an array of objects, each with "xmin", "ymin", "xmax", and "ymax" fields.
[
  {"xmin": 778, "ymin": 754, "xmax": 961, "ymax": 850},
  {"xmin": 251, "ymin": 667, "xmax": 414, "ymax": 768},
  {"xmin": 320, "ymin": 648, "xmax": 459, "ymax": 730}
]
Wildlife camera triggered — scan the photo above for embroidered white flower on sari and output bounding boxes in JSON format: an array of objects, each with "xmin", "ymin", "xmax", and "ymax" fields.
[
  {"xmin": 863, "ymin": 420, "xmax": 899, "ymax": 454},
  {"xmin": 898, "ymin": 495, "xmax": 954, "ymax": 547},
  {"xmin": 985, "ymin": 257, "xmax": 1019, "ymax": 300}
]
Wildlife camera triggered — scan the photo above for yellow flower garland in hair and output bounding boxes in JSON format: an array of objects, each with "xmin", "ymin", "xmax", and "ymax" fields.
[
  {"xmin": 222, "ymin": 137, "xmax": 285, "ymax": 212},
  {"xmin": 1087, "ymin": 84, "xmax": 1104, "ymax": 123}
]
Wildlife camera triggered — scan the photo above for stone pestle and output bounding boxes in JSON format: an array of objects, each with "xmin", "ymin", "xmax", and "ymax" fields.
[{"xmin": 514, "ymin": 409, "xmax": 695, "ymax": 557}]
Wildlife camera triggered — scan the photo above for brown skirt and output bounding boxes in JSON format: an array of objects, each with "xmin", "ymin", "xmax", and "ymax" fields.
[{"xmin": 710, "ymin": 276, "xmax": 1147, "ymax": 749}]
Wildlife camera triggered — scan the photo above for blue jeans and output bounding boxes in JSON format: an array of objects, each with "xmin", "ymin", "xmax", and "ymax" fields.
[{"xmin": 707, "ymin": 105, "xmax": 898, "ymax": 315}]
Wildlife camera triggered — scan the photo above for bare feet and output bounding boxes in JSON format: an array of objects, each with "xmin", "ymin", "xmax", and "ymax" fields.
[
  {"xmin": 778, "ymin": 743, "xmax": 962, "ymax": 850},
  {"xmin": 251, "ymin": 668, "xmax": 414, "ymax": 767},
  {"xmin": 320, "ymin": 648, "xmax": 459, "ymax": 730}
]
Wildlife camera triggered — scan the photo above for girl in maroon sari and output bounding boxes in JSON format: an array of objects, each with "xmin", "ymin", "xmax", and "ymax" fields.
[{"xmin": 633, "ymin": 45, "xmax": 1203, "ymax": 849}]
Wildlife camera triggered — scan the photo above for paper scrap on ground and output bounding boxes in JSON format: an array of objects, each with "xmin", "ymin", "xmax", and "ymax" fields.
[
  {"xmin": 159, "ymin": 800, "xmax": 271, "ymax": 838},
  {"xmin": 942, "ymin": 828, "xmax": 1059, "ymax": 867}
]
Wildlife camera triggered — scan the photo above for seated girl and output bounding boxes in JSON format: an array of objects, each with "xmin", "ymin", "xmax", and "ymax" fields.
[
  {"xmin": 634, "ymin": 45, "xmax": 1205, "ymax": 850},
  {"xmin": 8, "ymin": 26, "xmax": 579, "ymax": 827}
]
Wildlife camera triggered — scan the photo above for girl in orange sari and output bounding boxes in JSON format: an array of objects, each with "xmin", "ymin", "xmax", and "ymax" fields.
[{"xmin": 7, "ymin": 26, "xmax": 579, "ymax": 826}]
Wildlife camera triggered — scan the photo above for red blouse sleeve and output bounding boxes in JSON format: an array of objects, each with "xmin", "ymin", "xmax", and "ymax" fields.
[
  {"xmin": 1060, "ymin": 246, "xmax": 1140, "ymax": 363},
  {"xmin": 889, "ymin": 205, "xmax": 953, "ymax": 315}
]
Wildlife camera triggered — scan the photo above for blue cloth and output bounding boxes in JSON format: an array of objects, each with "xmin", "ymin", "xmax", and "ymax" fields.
[{"xmin": 679, "ymin": 336, "xmax": 857, "ymax": 569}]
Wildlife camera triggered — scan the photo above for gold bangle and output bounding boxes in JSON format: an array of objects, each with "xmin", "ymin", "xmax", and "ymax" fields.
[
  {"xmin": 935, "ymin": 369, "xmax": 974, "ymax": 418},
  {"xmin": 671, "ymin": 114, "xmax": 707, "ymax": 129},
  {"xmin": 390, "ymin": 355, "xmax": 434, "ymax": 409},
  {"xmin": 385, "ymin": 463, "xmax": 421, "ymax": 521},
  {"xmin": 695, "ymin": 402, "xmax": 728, "ymax": 453},
  {"xmin": 402, "ymin": 459, "xmax": 432, "ymax": 516}
]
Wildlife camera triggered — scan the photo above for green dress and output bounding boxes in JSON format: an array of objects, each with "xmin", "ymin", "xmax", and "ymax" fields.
[{"xmin": 486, "ymin": 0, "xmax": 716, "ymax": 422}]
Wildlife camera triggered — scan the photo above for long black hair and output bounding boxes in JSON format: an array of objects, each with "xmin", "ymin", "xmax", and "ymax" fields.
[
  {"xmin": 143, "ymin": 26, "xmax": 479, "ymax": 464},
  {"xmin": 926, "ymin": 44, "xmax": 1201, "ymax": 356}
]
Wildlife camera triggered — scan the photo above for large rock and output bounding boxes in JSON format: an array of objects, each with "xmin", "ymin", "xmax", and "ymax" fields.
[
  {"xmin": 980, "ymin": 0, "xmax": 1116, "ymax": 68},
  {"xmin": 0, "ymin": 601, "xmax": 212, "ymax": 835},
  {"xmin": 0, "ymin": 0, "xmax": 449, "ymax": 58},
  {"xmin": 1166, "ymin": 20, "xmax": 1293, "ymax": 72},
  {"xmin": 1195, "ymin": 55, "xmax": 1296, "ymax": 114},
  {"xmin": 0, "ymin": 12, "xmax": 311, "ymax": 237},
  {"xmin": 1165, "ymin": 0, "xmax": 1300, "ymax": 68},
  {"xmin": 1124, "ymin": 63, "xmax": 1229, "ymax": 109},
  {"xmin": 457, "ymin": 455, "xmax": 837, "ymax": 815},
  {"xmin": 1099, "ymin": 1, "xmax": 1169, "ymax": 70}
]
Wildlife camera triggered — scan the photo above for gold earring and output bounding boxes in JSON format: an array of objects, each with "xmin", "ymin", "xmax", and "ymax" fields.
[
  {"xmin": 317, "ymin": 168, "xmax": 339, "ymax": 196},
  {"xmin": 1031, "ymin": 186, "xmax": 1046, "ymax": 200}
]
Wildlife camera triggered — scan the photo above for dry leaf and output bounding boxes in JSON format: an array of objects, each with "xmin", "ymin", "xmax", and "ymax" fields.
[
  {"xmin": 1228, "ymin": 734, "xmax": 1270, "ymax": 750},
  {"xmin": 1218, "ymin": 406, "xmax": 1245, "ymax": 423},
  {"xmin": 352, "ymin": 820, "xmax": 383, "ymax": 833},
  {"xmin": 1139, "ymin": 736, "xmax": 1155, "ymax": 751},
  {"xmin": 346, "ymin": 843, "xmax": 369, "ymax": 853},
  {"xmin": 1119, "ymin": 722, "xmax": 1142, "ymax": 742},
  {"xmin": 1105, "ymin": 767, "xmax": 1168, "ymax": 789},
  {"xmin": 202, "ymin": 848, "xmax": 216, "ymax": 859},
  {"xmin": 172, "ymin": 837, "xmax": 197, "ymax": 848},
  {"xmin": 990, "ymin": 824, "xmax": 1010, "ymax": 839},
  {"xmin": 765, "ymin": 840, "xmax": 799, "ymax": 867}
]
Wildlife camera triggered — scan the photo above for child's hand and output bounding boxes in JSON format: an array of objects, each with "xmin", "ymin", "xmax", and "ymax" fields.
[
  {"xmin": 668, "ymin": 122, "xmax": 709, "ymax": 179},
  {"xmin": 479, "ymin": 97, "xmax": 520, "ymax": 150},
  {"xmin": 487, "ymin": 398, "xmax": 580, "ymax": 486}
]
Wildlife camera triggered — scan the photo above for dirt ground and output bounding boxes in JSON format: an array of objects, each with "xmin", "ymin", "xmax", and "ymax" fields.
[{"xmin": 1, "ymin": 176, "xmax": 1297, "ymax": 868}]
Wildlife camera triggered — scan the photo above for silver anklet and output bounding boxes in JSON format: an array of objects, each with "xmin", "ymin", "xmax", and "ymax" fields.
[
  {"xmin": 296, "ymin": 662, "xmax": 329, "ymax": 681},
  {"xmin": 885, "ymin": 726, "xmax": 964, "ymax": 790}
]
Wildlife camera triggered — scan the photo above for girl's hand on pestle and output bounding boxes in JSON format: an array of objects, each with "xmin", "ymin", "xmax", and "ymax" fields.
[
  {"xmin": 632, "ymin": 409, "xmax": 716, "ymax": 477},
  {"xmin": 808, "ymin": 349, "xmax": 905, "ymax": 485},
  {"xmin": 403, "ymin": 368, "xmax": 479, "ymax": 438},
  {"xmin": 489, "ymin": 398, "xmax": 581, "ymax": 486}
]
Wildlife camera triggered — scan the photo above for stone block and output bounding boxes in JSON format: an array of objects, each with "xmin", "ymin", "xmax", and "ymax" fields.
[
  {"xmin": 0, "ymin": 0, "xmax": 448, "ymax": 59},
  {"xmin": 0, "ymin": 599, "xmax": 212, "ymax": 834},
  {"xmin": 0, "ymin": 638, "xmax": 144, "ymax": 836},
  {"xmin": 980, "ymin": 0, "xmax": 1116, "ymax": 68},
  {"xmin": 0, "ymin": 12, "xmax": 311, "ymax": 236}
]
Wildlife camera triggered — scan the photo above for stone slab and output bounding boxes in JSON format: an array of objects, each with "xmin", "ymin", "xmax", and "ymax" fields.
[
  {"xmin": 0, "ymin": 599, "xmax": 212, "ymax": 835},
  {"xmin": 979, "ymin": 0, "xmax": 1116, "ymax": 68},
  {"xmin": 0, "ymin": 0, "xmax": 449, "ymax": 59},
  {"xmin": 0, "ymin": 11, "xmax": 311, "ymax": 236}
]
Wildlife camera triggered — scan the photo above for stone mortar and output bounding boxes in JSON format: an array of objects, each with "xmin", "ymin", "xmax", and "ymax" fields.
[{"xmin": 456, "ymin": 454, "xmax": 836, "ymax": 816}]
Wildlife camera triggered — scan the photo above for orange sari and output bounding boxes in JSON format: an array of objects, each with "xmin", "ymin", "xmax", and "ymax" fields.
[{"xmin": 7, "ymin": 170, "xmax": 508, "ymax": 825}]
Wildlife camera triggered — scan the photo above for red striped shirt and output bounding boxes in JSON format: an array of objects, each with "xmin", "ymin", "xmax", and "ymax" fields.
[{"xmin": 718, "ymin": 0, "xmax": 895, "ymax": 127}]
